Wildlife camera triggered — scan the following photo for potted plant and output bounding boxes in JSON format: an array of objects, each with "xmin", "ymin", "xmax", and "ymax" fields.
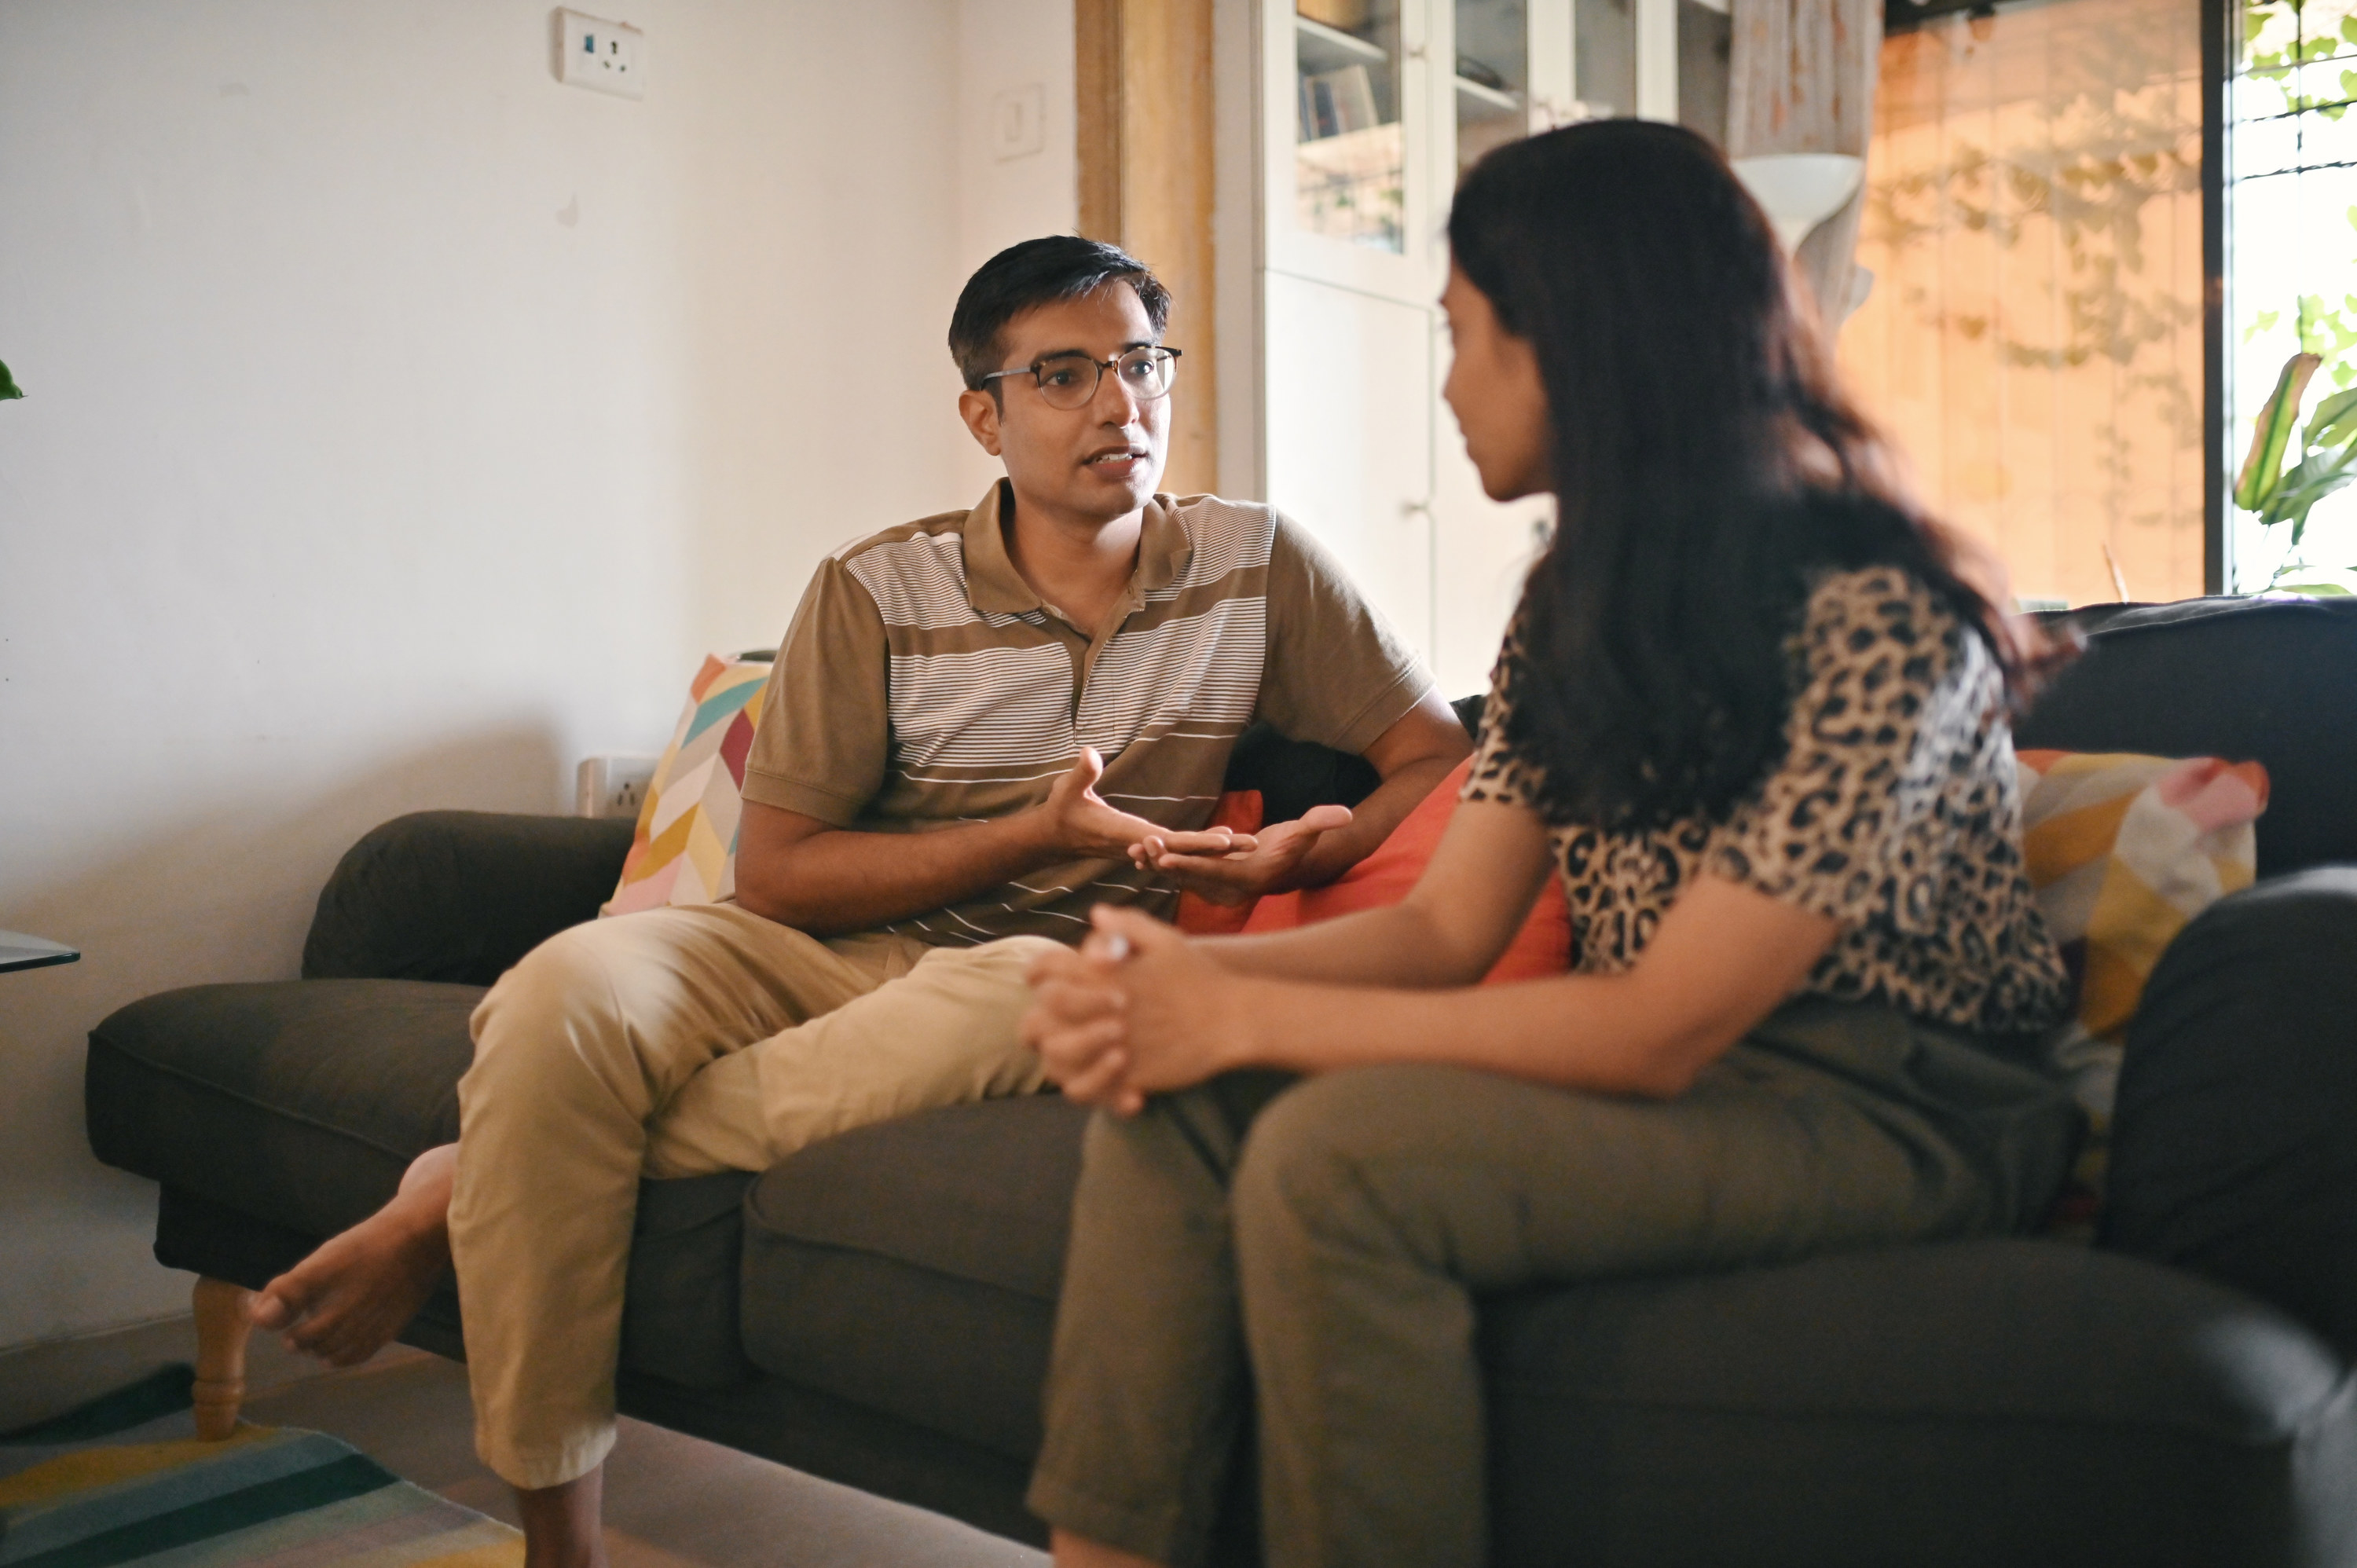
[{"xmin": 2234, "ymin": 350, "xmax": 2357, "ymax": 593}]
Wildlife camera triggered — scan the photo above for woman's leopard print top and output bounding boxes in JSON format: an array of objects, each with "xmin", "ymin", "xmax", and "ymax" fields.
[{"xmin": 1462, "ymin": 565, "xmax": 2071, "ymax": 1037}]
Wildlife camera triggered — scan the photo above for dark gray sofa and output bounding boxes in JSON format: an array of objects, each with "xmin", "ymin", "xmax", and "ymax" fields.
[{"xmin": 86, "ymin": 596, "xmax": 2357, "ymax": 1565}]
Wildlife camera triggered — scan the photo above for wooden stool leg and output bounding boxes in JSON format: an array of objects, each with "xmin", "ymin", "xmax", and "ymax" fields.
[{"xmin": 191, "ymin": 1277, "xmax": 254, "ymax": 1439}]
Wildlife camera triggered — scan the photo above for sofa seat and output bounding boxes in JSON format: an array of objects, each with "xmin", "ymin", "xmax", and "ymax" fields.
[
  {"xmin": 1484, "ymin": 1242, "xmax": 2357, "ymax": 1566},
  {"xmin": 740, "ymin": 1096, "xmax": 1087, "ymax": 1464},
  {"xmin": 86, "ymin": 977, "xmax": 758, "ymax": 1390}
]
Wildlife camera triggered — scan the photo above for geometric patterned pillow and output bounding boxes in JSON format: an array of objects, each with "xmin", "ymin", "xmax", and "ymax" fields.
[
  {"xmin": 2017, "ymin": 749, "xmax": 2269, "ymax": 1232},
  {"xmin": 601, "ymin": 654, "xmax": 772, "ymax": 916}
]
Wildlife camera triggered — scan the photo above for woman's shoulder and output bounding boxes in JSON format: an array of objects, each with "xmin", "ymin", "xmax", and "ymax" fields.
[{"xmin": 1792, "ymin": 559, "xmax": 1967, "ymax": 669}]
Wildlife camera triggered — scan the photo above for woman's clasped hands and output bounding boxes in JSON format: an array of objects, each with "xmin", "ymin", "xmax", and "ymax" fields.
[{"xmin": 1022, "ymin": 905, "xmax": 1252, "ymax": 1116}]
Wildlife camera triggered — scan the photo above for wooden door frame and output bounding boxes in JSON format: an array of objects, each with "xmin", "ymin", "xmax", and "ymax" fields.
[{"xmin": 1076, "ymin": 0, "xmax": 1221, "ymax": 496}]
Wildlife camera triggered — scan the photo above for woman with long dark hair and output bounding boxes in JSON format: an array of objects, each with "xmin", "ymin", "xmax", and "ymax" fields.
[{"xmin": 1021, "ymin": 119, "xmax": 2077, "ymax": 1568}]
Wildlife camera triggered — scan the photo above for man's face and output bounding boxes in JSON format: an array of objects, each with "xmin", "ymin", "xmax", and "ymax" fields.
[{"xmin": 959, "ymin": 282, "xmax": 1170, "ymax": 524}]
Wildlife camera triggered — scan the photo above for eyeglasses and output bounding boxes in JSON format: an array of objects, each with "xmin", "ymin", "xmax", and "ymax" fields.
[{"xmin": 980, "ymin": 346, "xmax": 1182, "ymax": 410}]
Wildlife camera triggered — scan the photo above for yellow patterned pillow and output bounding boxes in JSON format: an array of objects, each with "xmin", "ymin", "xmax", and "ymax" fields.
[
  {"xmin": 603, "ymin": 655, "xmax": 772, "ymax": 916},
  {"xmin": 2018, "ymin": 749, "xmax": 2269, "ymax": 1231}
]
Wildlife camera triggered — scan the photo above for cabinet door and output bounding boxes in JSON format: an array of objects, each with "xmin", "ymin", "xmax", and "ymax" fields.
[
  {"xmin": 1266, "ymin": 0, "xmax": 1446, "ymax": 306},
  {"xmin": 1264, "ymin": 271, "xmax": 1436, "ymax": 665},
  {"xmin": 1429, "ymin": 386, "xmax": 1547, "ymax": 698}
]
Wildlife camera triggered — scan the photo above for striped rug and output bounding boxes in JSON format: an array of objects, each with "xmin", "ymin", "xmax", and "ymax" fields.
[{"xmin": 1, "ymin": 1368, "xmax": 521, "ymax": 1568}]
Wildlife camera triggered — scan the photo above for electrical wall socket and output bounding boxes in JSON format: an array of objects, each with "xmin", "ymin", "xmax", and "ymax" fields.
[
  {"xmin": 577, "ymin": 755, "xmax": 658, "ymax": 819},
  {"xmin": 555, "ymin": 9, "xmax": 645, "ymax": 100}
]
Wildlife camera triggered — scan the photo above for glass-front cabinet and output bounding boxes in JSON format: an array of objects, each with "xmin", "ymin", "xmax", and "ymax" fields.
[
  {"xmin": 1256, "ymin": 0, "xmax": 1687, "ymax": 690},
  {"xmin": 1293, "ymin": 0, "xmax": 1408, "ymax": 251}
]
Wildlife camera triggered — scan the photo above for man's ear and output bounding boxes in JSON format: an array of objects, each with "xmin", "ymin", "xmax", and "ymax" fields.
[{"xmin": 958, "ymin": 387, "xmax": 1004, "ymax": 457}]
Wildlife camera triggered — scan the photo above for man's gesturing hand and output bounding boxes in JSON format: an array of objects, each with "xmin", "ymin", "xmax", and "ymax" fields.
[
  {"xmin": 1035, "ymin": 747, "xmax": 1259, "ymax": 861},
  {"xmin": 1129, "ymin": 804, "xmax": 1354, "ymax": 906},
  {"xmin": 1023, "ymin": 907, "xmax": 1251, "ymax": 1114}
]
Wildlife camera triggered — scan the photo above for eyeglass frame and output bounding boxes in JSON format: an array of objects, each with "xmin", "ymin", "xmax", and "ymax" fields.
[{"xmin": 977, "ymin": 346, "xmax": 1183, "ymax": 406}]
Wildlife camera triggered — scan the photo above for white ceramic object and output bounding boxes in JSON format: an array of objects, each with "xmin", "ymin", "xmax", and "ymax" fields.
[{"xmin": 1729, "ymin": 153, "xmax": 1865, "ymax": 252}]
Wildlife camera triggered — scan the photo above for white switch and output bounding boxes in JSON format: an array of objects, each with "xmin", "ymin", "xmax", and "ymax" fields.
[
  {"xmin": 992, "ymin": 83, "xmax": 1046, "ymax": 161},
  {"xmin": 556, "ymin": 9, "xmax": 645, "ymax": 101}
]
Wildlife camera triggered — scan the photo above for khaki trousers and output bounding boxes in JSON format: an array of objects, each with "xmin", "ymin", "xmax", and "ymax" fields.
[
  {"xmin": 447, "ymin": 902, "xmax": 1056, "ymax": 1490},
  {"xmin": 1026, "ymin": 1000, "xmax": 2080, "ymax": 1568}
]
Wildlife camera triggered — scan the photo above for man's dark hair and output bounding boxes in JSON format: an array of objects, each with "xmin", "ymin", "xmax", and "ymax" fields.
[{"xmin": 948, "ymin": 236, "xmax": 1171, "ymax": 393}]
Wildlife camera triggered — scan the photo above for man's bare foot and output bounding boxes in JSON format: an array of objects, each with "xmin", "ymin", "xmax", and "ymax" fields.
[
  {"xmin": 517, "ymin": 1467, "xmax": 607, "ymax": 1568},
  {"xmin": 248, "ymin": 1144, "xmax": 455, "ymax": 1366}
]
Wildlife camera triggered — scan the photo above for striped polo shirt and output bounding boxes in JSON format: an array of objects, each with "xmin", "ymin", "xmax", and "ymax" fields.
[{"xmin": 740, "ymin": 480, "xmax": 1428, "ymax": 946}]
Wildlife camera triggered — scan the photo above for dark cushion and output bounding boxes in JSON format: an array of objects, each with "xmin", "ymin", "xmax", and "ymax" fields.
[
  {"xmin": 302, "ymin": 811, "xmax": 633, "ymax": 985},
  {"xmin": 2021, "ymin": 596, "xmax": 2357, "ymax": 877},
  {"xmin": 86, "ymin": 978, "xmax": 755, "ymax": 1388},
  {"xmin": 1224, "ymin": 694, "xmax": 1486, "ymax": 825},
  {"xmin": 1485, "ymin": 1240, "xmax": 2357, "ymax": 1568},
  {"xmin": 739, "ymin": 1096, "xmax": 1089, "ymax": 1460},
  {"xmin": 88, "ymin": 979, "xmax": 478, "ymax": 1233},
  {"xmin": 2105, "ymin": 869, "xmax": 2357, "ymax": 1360}
]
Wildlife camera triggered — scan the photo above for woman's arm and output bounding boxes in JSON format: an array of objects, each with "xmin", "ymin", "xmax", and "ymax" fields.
[
  {"xmin": 1190, "ymin": 797, "xmax": 1559, "ymax": 987},
  {"xmin": 1028, "ymin": 875, "xmax": 1838, "ymax": 1112}
]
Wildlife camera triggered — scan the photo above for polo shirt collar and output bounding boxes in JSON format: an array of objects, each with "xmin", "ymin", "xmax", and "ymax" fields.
[{"xmin": 959, "ymin": 480, "xmax": 1195, "ymax": 615}]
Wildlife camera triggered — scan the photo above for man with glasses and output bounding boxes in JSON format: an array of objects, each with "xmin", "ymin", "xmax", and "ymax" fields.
[{"xmin": 246, "ymin": 235, "xmax": 1469, "ymax": 1565}]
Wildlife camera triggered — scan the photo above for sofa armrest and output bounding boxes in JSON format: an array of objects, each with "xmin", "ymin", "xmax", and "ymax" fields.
[
  {"xmin": 2102, "ymin": 866, "xmax": 2357, "ymax": 1358},
  {"xmin": 302, "ymin": 811, "xmax": 636, "ymax": 985}
]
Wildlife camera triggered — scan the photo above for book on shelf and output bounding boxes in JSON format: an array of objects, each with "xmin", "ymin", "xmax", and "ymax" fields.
[{"xmin": 1299, "ymin": 63, "xmax": 1380, "ymax": 140}]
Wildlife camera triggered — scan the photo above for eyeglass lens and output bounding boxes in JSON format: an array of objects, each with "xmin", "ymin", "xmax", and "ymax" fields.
[{"xmin": 1032, "ymin": 349, "xmax": 1177, "ymax": 409}]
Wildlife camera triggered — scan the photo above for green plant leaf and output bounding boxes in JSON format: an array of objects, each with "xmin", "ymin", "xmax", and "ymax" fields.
[
  {"xmin": 0, "ymin": 359, "xmax": 20, "ymax": 401},
  {"xmin": 2304, "ymin": 384, "xmax": 2357, "ymax": 445},
  {"xmin": 2237, "ymin": 350, "xmax": 2322, "ymax": 510},
  {"xmin": 2259, "ymin": 452, "xmax": 2357, "ymax": 535},
  {"xmin": 2273, "ymin": 580, "xmax": 2353, "ymax": 593}
]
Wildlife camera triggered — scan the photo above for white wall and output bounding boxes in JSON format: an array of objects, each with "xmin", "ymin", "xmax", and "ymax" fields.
[
  {"xmin": 0, "ymin": 0, "xmax": 1073, "ymax": 1350},
  {"xmin": 946, "ymin": 0, "xmax": 1081, "ymax": 500}
]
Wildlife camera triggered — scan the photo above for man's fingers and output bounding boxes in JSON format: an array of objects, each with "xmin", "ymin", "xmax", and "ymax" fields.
[
  {"xmin": 1297, "ymin": 804, "xmax": 1353, "ymax": 834},
  {"xmin": 1152, "ymin": 828, "xmax": 1256, "ymax": 856},
  {"xmin": 1141, "ymin": 854, "xmax": 1255, "ymax": 903}
]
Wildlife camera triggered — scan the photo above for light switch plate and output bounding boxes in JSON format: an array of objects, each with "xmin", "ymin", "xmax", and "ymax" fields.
[
  {"xmin": 555, "ymin": 9, "xmax": 645, "ymax": 100},
  {"xmin": 992, "ymin": 83, "xmax": 1047, "ymax": 161}
]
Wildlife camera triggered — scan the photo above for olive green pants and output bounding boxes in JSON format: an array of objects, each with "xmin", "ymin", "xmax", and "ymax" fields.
[{"xmin": 1025, "ymin": 999, "xmax": 2078, "ymax": 1568}]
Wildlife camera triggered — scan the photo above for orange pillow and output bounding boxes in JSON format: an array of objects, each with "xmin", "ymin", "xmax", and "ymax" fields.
[{"xmin": 1173, "ymin": 758, "xmax": 1571, "ymax": 982}]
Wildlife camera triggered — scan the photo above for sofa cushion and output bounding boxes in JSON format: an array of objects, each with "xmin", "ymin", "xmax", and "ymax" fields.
[
  {"xmin": 2020, "ymin": 595, "xmax": 2357, "ymax": 877},
  {"xmin": 604, "ymin": 654, "xmax": 772, "ymax": 915},
  {"xmin": 302, "ymin": 811, "xmax": 634, "ymax": 985},
  {"xmin": 86, "ymin": 979, "xmax": 757, "ymax": 1389},
  {"xmin": 1485, "ymin": 1239, "xmax": 2357, "ymax": 1568},
  {"xmin": 2106, "ymin": 868, "xmax": 2357, "ymax": 1360},
  {"xmin": 88, "ymin": 980, "xmax": 478, "ymax": 1235},
  {"xmin": 739, "ymin": 1096, "xmax": 1089, "ymax": 1461}
]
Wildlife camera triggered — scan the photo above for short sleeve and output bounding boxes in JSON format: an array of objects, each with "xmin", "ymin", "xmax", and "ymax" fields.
[
  {"xmin": 1708, "ymin": 569, "xmax": 1980, "ymax": 931},
  {"xmin": 1457, "ymin": 636, "xmax": 1538, "ymax": 809},
  {"xmin": 740, "ymin": 555, "xmax": 890, "ymax": 826},
  {"xmin": 1255, "ymin": 512, "xmax": 1430, "ymax": 755}
]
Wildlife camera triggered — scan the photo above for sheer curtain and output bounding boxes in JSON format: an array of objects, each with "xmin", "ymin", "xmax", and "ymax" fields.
[{"xmin": 1838, "ymin": 0, "xmax": 2205, "ymax": 608}]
